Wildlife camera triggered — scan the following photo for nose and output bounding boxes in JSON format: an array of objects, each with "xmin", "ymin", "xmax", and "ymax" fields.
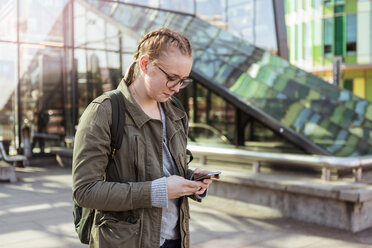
[{"xmin": 171, "ymin": 83, "xmax": 181, "ymax": 93}]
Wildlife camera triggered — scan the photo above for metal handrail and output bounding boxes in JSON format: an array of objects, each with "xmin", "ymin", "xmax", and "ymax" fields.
[{"xmin": 187, "ymin": 144, "xmax": 372, "ymax": 182}]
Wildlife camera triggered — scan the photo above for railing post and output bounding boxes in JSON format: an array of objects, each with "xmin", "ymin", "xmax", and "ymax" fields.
[
  {"xmin": 355, "ymin": 167, "xmax": 362, "ymax": 182},
  {"xmin": 322, "ymin": 167, "xmax": 331, "ymax": 181},
  {"xmin": 200, "ymin": 155, "xmax": 207, "ymax": 165},
  {"xmin": 252, "ymin": 161, "xmax": 260, "ymax": 173}
]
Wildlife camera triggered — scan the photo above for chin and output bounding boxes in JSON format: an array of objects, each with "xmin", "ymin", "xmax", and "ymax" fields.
[{"xmin": 157, "ymin": 98, "xmax": 169, "ymax": 103}]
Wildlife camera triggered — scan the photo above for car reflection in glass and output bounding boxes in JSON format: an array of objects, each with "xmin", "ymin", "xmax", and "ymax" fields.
[{"xmin": 188, "ymin": 122, "xmax": 231, "ymax": 145}]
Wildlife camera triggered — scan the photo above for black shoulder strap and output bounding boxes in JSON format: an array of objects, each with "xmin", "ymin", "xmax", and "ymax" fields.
[{"xmin": 106, "ymin": 89, "xmax": 125, "ymax": 159}]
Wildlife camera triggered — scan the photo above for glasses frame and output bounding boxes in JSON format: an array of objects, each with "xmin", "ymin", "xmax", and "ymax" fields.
[{"xmin": 155, "ymin": 64, "xmax": 192, "ymax": 89}]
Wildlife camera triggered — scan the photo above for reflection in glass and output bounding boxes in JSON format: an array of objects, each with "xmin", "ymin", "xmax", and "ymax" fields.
[
  {"xmin": 0, "ymin": 43, "xmax": 17, "ymax": 144},
  {"xmin": 19, "ymin": 45, "xmax": 65, "ymax": 152},
  {"xmin": 160, "ymin": 0, "xmax": 194, "ymax": 14},
  {"xmin": 0, "ymin": 0, "xmax": 17, "ymax": 42},
  {"xmin": 19, "ymin": 0, "xmax": 68, "ymax": 44},
  {"xmin": 74, "ymin": 1, "xmax": 120, "ymax": 50},
  {"xmin": 75, "ymin": 48, "xmax": 121, "ymax": 118}
]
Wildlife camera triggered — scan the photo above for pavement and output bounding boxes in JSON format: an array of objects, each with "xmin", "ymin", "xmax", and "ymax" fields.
[{"xmin": 0, "ymin": 161, "xmax": 372, "ymax": 248}]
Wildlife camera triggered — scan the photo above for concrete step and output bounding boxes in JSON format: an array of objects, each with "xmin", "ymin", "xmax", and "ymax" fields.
[{"xmin": 191, "ymin": 163, "xmax": 372, "ymax": 232}]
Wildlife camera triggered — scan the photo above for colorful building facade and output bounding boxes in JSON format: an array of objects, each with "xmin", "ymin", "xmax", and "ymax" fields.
[{"xmin": 285, "ymin": 0, "xmax": 372, "ymax": 101}]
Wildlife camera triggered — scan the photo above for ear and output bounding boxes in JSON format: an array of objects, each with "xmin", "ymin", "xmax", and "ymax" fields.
[{"xmin": 138, "ymin": 55, "xmax": 151, "ymax": 74}]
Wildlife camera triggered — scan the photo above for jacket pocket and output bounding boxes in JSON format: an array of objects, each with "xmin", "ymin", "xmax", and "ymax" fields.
[
  {"xmin": 92, "ymin": 216, "xmax": 140, "ymax": 247},
  {"xmin": 130, "ymin": 135, "xmax": 146, "ymax": 181}
]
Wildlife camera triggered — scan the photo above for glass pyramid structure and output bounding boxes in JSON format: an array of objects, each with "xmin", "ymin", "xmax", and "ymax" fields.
[{"xmin": 82, "ymin": 0, "xmax": 372, "ymax": 157}]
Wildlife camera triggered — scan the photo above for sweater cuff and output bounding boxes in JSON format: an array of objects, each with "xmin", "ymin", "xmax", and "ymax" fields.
[
  {"xmin": 151, "ymin": 177, "xmax": 168, "ymax": 208},
  {"xmin": 195, "ymin": 188, "xmax": 208, "ymax": 200}
]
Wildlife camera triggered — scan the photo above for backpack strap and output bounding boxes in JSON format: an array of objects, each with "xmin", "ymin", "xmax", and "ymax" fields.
[{"xmin": 105, "ymin": 89, "xmax": 126, "ymax": 159}]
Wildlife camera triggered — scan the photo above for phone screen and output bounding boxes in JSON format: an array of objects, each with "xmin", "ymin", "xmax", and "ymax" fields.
[{"xmin": 194, "ymin": 171, "xmax": 221, "ymax": 181}]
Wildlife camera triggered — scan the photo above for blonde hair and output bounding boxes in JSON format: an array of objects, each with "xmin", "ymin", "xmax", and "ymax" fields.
[{"xmin": 124, "ymin": 27, "xmax": 192, "ymax": 85}]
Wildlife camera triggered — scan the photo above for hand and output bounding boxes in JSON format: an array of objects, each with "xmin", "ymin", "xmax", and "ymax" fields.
[
  {"xmin": 166, "ymin": 175, "xmax": 204, "ymax": 199},
  {"xmin": 193, "ymin": 168, "xmax": 220, "ymax": 195}
]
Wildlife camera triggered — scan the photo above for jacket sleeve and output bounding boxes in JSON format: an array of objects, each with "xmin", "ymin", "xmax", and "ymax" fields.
[{"xmin": 72, "ymin": 99, "xmax": 152, "ymax": 211}]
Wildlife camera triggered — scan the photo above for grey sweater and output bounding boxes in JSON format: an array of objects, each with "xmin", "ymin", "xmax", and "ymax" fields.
[{"xmin": 151, "ymin": 104, "xmax": 180, "ymax": 245}]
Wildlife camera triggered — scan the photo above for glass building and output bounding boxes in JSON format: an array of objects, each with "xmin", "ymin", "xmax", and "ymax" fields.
[
  {"xmin": 1, "ymin": 0, "xmax": 371, "ymax": 158},
  {"xmin": 284, "ymin": 0, "xmax": 372, "ymax": 102}
]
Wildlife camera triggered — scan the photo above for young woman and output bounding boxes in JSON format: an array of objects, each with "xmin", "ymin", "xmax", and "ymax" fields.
[{"xmin": 72, "ymin": 28, "xmax": 218, "ymax": 248}]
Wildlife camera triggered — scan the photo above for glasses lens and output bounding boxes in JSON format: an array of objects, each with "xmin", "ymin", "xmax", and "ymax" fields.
[
  {"xmin": 167, "ymin": 78, "xmax": 192, "ymax": 89},
  {"xmin": 179, "ymin": 79, "xmax": 192, "ymax": 89}
]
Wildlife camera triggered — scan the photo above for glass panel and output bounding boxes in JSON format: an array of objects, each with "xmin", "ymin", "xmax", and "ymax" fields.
[
  {"xmin": 313, "ymin": 0, "xmax": 322, "ymax": 8},
  {"xmin": 210, "ymin": 92, "xmax": 235, "ymax": 142},
  {"xmin": 324, "ymin": 0, "xmax": 334, "ymax": 6},
  {"xmin": 120, "ymin": 0, "xmax": 159, "ymax": 8},
  {"xmin": 19, "ymin": 0, "xmax": 68, "ymax": 44},
  {"xmin": 0, "ymin": 43, "xmax": 17, "ymax": 148},
  {"xmin": 160, "ymin": 0, "xmax": 194, "ymax": 14},
  {"xmin": 357, "ymin": 11, "xmax": 371, "ymax": 63},
  {"xmin": 346, "ymin": 14, "xmax": 356, "ymax": 55},
  {"xmin": 76, "ymin": 48, "xmax": 121, "ymax": 118},
  {"xmin": 0, "ymin": 0, "xmax": 17, "ymax": 42},
  {"xmin": 194, "ymin": 83, "xmax": 208, "ymax": 124},
  {"xmin": 187, "ymin": 82, "xmax": 235, "ymax": 146},
  {"xmin": 324, "ymin": 18, "xmax": 333, "ymax": 57},
  {"xmin": 74, "ymin": 1, "xmax": 121, "ymax": 50},
  {"xmin": 195, "ymin": 0, "xmax": 278, "ymax": 53},
  {"xmin": 19, "ymin": 44, "xmax": 65, "ymax": 153},
  {"xmin": 305, "ymin": 22, "xmax": 312, "ymax": 60},
  {"xmin": 255, "ymin": 0, "xmax": 277, "ymax": 53}
]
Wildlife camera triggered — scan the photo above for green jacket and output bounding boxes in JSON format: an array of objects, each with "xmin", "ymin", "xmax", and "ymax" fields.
[{"xmin": 72, "ymin": 80, "xmax": 194, "ymax": 248}]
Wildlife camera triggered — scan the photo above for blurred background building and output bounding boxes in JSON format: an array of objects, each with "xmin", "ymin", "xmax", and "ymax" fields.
[
  {"xmin": 284, "ymin": 0, "xmax": 372, "ymax": 101},
  {"xmin": 0, "ymin": 0, "xmax": 371, "ymax": 159}
]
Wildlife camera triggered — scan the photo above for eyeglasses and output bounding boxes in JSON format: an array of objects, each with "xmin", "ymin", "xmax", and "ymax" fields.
[{"xmin": 155, "ymin": 65, "xmax": 192, "ymax": 89}]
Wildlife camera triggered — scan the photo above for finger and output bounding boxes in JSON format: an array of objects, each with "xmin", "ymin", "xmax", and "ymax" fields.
[
  {"xmin": 195, "ymin": 187, "xmax": 206, "ymax": 195},
  {"xmin": 201, "ymin": 179, "xmax": 212, "ymax": 185}
]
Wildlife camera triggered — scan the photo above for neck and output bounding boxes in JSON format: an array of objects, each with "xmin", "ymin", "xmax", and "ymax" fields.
[
  {"xmin": 129, "ymin": 80, "xmax": 155, "ymax": 107},
  {"xmin": 129, "ymin": 80, "xmax": 161, "ymax": 120}
]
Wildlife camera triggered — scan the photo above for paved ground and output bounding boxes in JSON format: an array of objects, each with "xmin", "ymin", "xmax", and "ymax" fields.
[{"xmin": 0, "ymin": 162, "xmax": 372, "ymax": 248}]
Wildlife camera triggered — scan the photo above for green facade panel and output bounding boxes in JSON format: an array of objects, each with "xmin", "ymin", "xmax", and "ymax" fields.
[
  {"xmin": 334, "ymin": 16, "xmax": 345, "ymax": 56},
  {"xmin": 345, "ymin": 0, "xmax": 357, "ymax": 13},
  {"xmin": 335, "ymin": 5, "xmax": 344, "ymax": 13},
  {"xmin": 344, "ymin": 70, "xmax": 364, "ymax": 78},
  {"xmin": 324, "ymin": 5, "xmax": 334, "ymax": 15},
  {"xmin": 345, "ymin": 55, "xmax": 357, "ymax": 64},
  {"xmin": 367, "ymin": 71, "xmax": 372, "ymax": 78},
  {"xmin": 366, "ymin": 79, "xmax": 372, "ymax": 102},
  {"xmin": 344, "ymin": 79, "xmax": 353, "ymax": 92}
]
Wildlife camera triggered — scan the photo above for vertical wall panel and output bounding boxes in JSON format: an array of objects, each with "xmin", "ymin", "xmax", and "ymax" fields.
[
  {"xmin": 353, "ymin": 78, "xmax": 365, "ymax": 98},
  {"xmin": 357, "ymin": 1, "xmax": 371, "ymax": 64},
  {"xmin": 366, "ymin": 78, "xmax": 372, "ymax": 102},
  {"xmin": 334, "ymin": 15, "xmax": 345, "ymax": 56}
]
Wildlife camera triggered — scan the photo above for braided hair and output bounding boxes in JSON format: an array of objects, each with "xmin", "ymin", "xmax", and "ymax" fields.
[{"xmin": 124, "ymin": 27, "xmax": 192, "ymax": 85}]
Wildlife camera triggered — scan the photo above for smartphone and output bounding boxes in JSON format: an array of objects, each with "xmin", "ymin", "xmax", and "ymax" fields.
[{"xmin": 194, "ymin": 171, "xmax": 221, "ymax": 181}]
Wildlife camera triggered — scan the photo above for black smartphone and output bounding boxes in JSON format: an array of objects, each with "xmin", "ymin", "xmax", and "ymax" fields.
[{"xmin": 194, "ymin": 171, "xmax": 221, "ymax": 181}]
